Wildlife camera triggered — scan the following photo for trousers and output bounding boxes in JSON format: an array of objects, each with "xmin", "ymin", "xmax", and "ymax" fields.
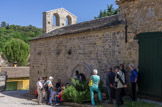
[
  {"xmin": 90, "ymin": 85, "xmax": 102, "ymax": 105},
  {"xmin": 55, "ymin": 97, "xmax": 61, "ymax": 104},
  {"xmin": 115, "ymin": 88, "xmax": 124, "ymax": 107},
  {"xmin": 37, "ymin": 89, "xmax": 43, "ymax": 104},
  {"xmin": 107, "ymin": 85, "xmax": 114, "ymax": 102},
  {"xmin": 46, "ymin": 88, "xmax": 53, "ymax": 104},
  {"xmin": 131, "ymin": 82, "xmax": 137, "ymax": 101}
]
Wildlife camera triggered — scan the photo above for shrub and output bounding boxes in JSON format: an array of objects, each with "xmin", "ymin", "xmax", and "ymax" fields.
[
  {"xmin": 71, "ymin": 78, "xmax": 89, "ymax": 91},
  {"xmin": 62, "ymin": 78, "xmax": 104, "ymax": 104},
  {"xmin": 62, "ymin": 78, "xmax": 91, "ymax": 103},
  {"xmin": 62, "ymin": 85, "xmax": 77, "ymax": 102},
  {"xmin": 74, "ymin": 90, "xmax": 90, "ymax": 103}
]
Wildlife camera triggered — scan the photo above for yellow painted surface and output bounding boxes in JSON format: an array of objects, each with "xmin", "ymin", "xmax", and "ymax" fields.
[
  {"xmin": 23, "ymin": 79, "xmax": 29, "ymax": 90},
  {"xmin": 7, "ymin": 78, "xmax": 29, "ymax": 90}
]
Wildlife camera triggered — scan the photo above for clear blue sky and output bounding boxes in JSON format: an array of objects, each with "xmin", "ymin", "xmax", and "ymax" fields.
[{"xmin": 0, "ymin": 0, "xmax": 118, "ymax": 28}]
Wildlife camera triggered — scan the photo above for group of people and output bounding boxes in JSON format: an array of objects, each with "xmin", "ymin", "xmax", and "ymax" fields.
[
  {"xmin": 36, "ymin": 76, "xmax": 66, "ymax": 106},
  {"xmin": 36, "ymin": 63, "xmax": 138, "ymax": 107},
  {"xmin": 89, "ymin": 63, "xmax": 138, "ymax": 107}
]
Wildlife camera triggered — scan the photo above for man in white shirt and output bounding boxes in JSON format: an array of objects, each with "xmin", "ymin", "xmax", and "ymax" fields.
[
  {"xmin": 36, "ymin": 77, "xmax": 43, "ymax": 105},
  {"xmin": 114, "ymin": 66, "xmax": 127, "ymax": 107}
]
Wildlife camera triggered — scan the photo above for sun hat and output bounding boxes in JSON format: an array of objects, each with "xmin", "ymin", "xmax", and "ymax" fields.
[{"xmin": 49, "ymin": 76, "xmax": 54, "ymax": 80}]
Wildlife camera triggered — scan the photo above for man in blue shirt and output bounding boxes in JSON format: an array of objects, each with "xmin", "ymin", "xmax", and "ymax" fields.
[
  {"xmin": 46, "ymin": 76, "xmax": 54, "ymax": 105},
  {"xmin": 129, "ymin": 63, "xmax": 138, "ymax": 101}
]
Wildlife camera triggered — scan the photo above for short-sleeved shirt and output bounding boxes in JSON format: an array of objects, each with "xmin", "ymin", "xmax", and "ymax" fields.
[
  {"xmin": 36, "ymin": 81, "xmax": 43, "ymax": 90},
  {"xmin": 91, "ymin": 75, "xmax": 100, "ymax": 86},
  {"xmin": 46, "ymin": 80, "xmax": 53, "ymax": 89}
]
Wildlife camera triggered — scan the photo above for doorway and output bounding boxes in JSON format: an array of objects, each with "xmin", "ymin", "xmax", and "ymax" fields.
[{"xmin": 137, "ymin": 32, "xmax": 162, "ymax": 97}]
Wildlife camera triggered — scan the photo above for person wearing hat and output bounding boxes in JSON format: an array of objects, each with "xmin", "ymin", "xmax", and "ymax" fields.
[
  {"xmin": 89, "ymin": 69, "xmax": 102, "ymax": 106},
  {"xmin": 36, "ymin": 77, "xmax": 43, "ymax": 105},
  {"xmin": 129, "ymin": 63, "xmax": 138, "ymax": 101},
  {"xmin": 46, "ymin": 76, "xmax": 54, "ymax": 105}
]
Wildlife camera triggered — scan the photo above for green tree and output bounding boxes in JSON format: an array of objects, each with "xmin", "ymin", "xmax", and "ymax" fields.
[
  {"xmin": 1, "ymin": 21, "xmax": 7, "ymax": 28},
  {"xmin": 0, "ymin": 22, "xmax": 42, "ymax": 52},
  {"xmin": 95, "ymin": 4, "xmax": 119, "ymax": 19},
  {"xmin": 3, "ymin": 39, "xmax": 29, "ymax": 66}
]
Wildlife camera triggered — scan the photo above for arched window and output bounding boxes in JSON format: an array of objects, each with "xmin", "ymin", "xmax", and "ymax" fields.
[
  {"xmin": 53, "ymin": 13, "xmax": 60, "ymax": 26},
  {"xmin": 66, "ymin": 15, "xmax": 72, "ymax": 26}
]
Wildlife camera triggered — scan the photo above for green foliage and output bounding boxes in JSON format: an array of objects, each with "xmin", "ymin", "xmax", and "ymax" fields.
[
  {"xmin": 74, "ymin": 90, "xmax": 90, "ymax": 104},
  {"xmin": 95, "ymin": 4, "xmax": 119, "ymax": 19},
  {"xmin": 0, "ymin": 21, "xmax": 42, "ymax": 52},
  {"xmin": 71, "ymin": 78, "xmax": 89, "ymax": 91},
  {"xmin": 62, "ymin": 78, "xmax": 91, "ymax": 103},
  {"xmin": 62, "ymin": 85, "xmax": 78, "ymax": 102},
  {"xmin": 3, "ymin": 38, "xmax": 29, "ymax": 66},
  {"xmin": 0, "ymin": 21, "xmax": 42, "ymax": 65},
  {"xmin": 0, "ymin": 21, "xmax": 8, "ymax": 28}
]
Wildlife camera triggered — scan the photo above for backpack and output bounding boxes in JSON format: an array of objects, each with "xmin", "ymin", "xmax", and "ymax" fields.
[
  {"xmin": 44, "ymin": 82, "xmax": 48, "ymax": 91},
  {"xmin": 113, "ymin": 72, "xmax": 125, "ymax": 89}
]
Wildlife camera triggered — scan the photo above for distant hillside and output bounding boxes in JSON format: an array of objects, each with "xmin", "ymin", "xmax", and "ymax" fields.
[{"xmin": 0, "ymin": 21, "xmax": 42, "ymax": 52}]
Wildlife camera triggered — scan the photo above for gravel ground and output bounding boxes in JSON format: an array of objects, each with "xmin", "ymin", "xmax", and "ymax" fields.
[
  {"xmin": 1, "ymin": 90, "xmax": 161, "ymax": 107},
  {"xmin": 0, "ymin": 90, "xmax": 66, "ymax": 107}
]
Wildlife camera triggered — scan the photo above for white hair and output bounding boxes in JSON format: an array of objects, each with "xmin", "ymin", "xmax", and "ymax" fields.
[
  {"xmin": 129, "ymin": 63, "xmax": 135, "ymax": 68},
  {"xmin": 49, "ymin": 76, "xmax": 54, "ymax": 80},
  {"xmin": 93, "ymin": 69, "xmax": 98, "ymax": 75}
]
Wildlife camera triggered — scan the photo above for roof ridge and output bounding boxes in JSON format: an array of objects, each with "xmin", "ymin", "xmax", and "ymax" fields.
[{"xmin": 31, "ymin": 14, "xmax": 125, "ymax": 41}]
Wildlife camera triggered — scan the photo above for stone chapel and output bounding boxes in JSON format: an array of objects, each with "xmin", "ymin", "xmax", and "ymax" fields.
[{"xmin": 30, "ymin": 0, "xmax": 162, "ymax": 98}]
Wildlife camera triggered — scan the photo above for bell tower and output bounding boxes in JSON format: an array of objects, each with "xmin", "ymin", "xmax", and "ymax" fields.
[{"xmin": 43, "ymin": 8, "xmax": 77, "ymax": 33}]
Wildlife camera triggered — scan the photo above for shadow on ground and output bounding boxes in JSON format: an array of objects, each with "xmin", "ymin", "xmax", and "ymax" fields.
[{"xmin": 0, "ymin": 90, "xmax": 35, "ymax": 100}]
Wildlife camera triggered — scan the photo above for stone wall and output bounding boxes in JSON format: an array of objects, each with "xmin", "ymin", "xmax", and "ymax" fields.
[
  {"xmin": 30, "ymin": 0, "xmax": 162, "ymax": 95},
  {"xmin": 117, "ymin": 0, "xmax": 162, "ymax": 69},
  {"xmin": 30, "ymin": 25, "xmax": 126, "ymax": 94}
]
